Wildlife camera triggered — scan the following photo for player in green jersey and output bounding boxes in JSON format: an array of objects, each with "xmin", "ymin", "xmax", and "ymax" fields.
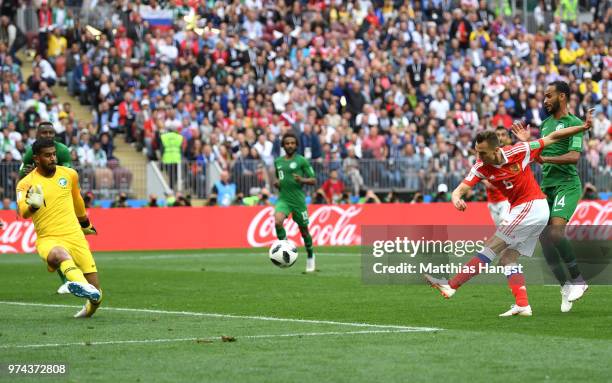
[
  {"xmin": 274, "ymin": 132, "xmax": 318, "ymax": 272},
  {"xmin": 512, "ymin": 81, "xmax": 593, "ymax": 312},
  {"xmin": 20, "ymin": 122, "xmax": 72, "ymax": 179},
  {"xmin": 19, "ymin": 121, "xmax": 73, "ymax": 293}
]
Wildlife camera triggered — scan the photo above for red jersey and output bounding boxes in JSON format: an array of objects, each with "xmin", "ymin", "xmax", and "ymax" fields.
[
  {"xmin": 463, "ymin": 140, "xmax": 546, "ymax": 207},
  {"xmin": 321, "ymin": 179, "xmax": 345, "ymax": 202},
  {"xmin": 485, "ymin": 182, "xmax": 507, "ymax": 203}
]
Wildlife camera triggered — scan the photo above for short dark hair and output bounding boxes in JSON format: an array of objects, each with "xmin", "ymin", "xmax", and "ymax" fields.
[
  {"xmin": 549, "ymin": 80, "xmax": 570, "ymax": 100},
  {"xmin": 495, "ymin": 126, "xmax": 508, "ymax": 133},
  {"xmin": 475, "ymin": 131, "xmax": 500, "ymax": 148},
  {"xmin": 32, "ymin": 138, "xmax": 56, "ymax": 155},
  {"xmin": 281, "ymin": 131, "xmax": 299, "ymax": 146},
  {"xmin": 37, "ymin": 121, "xmax": 54, "ymax": 131}
]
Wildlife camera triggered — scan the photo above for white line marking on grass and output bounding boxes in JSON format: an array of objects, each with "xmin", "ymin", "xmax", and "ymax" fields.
[
  {"xmin": 0, "ymin": 329, "xmax": 430, "ymax": 350},
  {"xmin": 0, "ymin": 301, "xmax": 441, "ymax": 332},
  {"xmin": 0, "ymin": 252, "xmax": 360, "ymax": 264},
  {"xmin": 96, "ymin": 252, "xmax": 359, "ymax": 261}
]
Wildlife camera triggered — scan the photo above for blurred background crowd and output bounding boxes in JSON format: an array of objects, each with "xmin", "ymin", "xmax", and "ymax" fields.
[{"xmin": 0, "ymin": 0, "xmax": 610, "ymax": 207}]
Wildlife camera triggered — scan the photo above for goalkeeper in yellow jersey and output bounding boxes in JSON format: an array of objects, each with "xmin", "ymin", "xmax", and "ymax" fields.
[{"xmin": 16, "ymin": 138, "xmax": 102, "ymax": 318}]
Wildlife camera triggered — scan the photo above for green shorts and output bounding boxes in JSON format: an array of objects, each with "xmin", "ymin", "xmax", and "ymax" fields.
[
  {"xmin": 275, "ymin": 200, "xmax": 309, "ymax": 227},
  {"xmin": 542, "ymin": 182, "xmax": 582, "ymax": 221}
]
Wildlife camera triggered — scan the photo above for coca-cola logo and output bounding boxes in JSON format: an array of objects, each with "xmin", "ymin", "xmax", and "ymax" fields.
[
  {"xmin": 566, "ymin": 201, "xmax": 612, "ymax": 240},
  {"xmin": 247, "ymin": 205, "xmax": 362, "ymax": 247},
  {"xmin": 0, "ymin": 220, "xmax": 37, "ymax": 253}
]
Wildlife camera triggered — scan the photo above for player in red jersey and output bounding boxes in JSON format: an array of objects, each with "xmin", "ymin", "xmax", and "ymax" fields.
[
  {"xmin": 425, "ymin": 114, "xmax": 592, "ymax": 317},
  {"xmin": 484, "ymin": 127, "xmax": 513, "ymax": 226}
]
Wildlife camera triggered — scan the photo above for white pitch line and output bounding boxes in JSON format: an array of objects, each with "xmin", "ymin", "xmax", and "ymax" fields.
[
  {"xmin": 0, "ymin": 252, "xmax": 360, "ymax": 263},
  {"xmin": 0, "ymin": 329, "xmax": 428, "ymax": 350},
  {"xmin": 96, "ymin": 252, "xmax": 360, "ymax": 261},
  {"xmin": 0, "ymin": 301, "xmax": 441, "ymax": 332}
]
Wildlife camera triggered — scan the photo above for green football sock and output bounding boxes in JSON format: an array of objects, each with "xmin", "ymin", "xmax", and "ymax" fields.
[
  {"xmin": 556, "ymin": 237, "xmax": 582, "ymax": 280},
  {"xmin": 275, "ymin": 225, "xmax": 287, "ymax": 240},
  {"xmin": 57, "ymin": 269, "xmax": 68, "ymax": 284},
  {"xmin": 541, "ymin": 239, "xmax": 568, "ymax": 285},
  {"xmin": 301, "ymin": 229, "xmax": 314, "ymax": 259}
]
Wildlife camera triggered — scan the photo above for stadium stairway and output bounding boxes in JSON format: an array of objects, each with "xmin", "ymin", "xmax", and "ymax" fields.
[{"xmin": 18, "ymin": 52, "xmax": 148, "ymax": 199}]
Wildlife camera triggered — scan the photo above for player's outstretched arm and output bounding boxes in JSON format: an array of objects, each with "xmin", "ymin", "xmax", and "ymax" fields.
[
  {"xmin": 541, "ymin": 108, "xmax": 594, "ymax": 148},
  {"xmin": 451, "ymin": 183, "xmax": 471, "ymax": 212}
]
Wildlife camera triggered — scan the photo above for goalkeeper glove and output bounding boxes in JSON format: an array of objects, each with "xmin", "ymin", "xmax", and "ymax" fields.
[
  {"xmin": 80, "ymin": 218, "xmax": 98, "ymax": 235},
  {"xmin": 26, "ymin": 185, "xmax": 44, "ymax": 209}
]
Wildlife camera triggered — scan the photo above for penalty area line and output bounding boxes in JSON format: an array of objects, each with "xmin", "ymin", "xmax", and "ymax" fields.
[
  {"xmin": 0, "ymin": 329, "xmax": 432, "ymax": 349},
  {"xmin": 0, "ymin": 301, "xmax": 442, "ymax": 332}
]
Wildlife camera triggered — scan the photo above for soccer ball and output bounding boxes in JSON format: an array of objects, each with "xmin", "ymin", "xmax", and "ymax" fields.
[{"xmin": 269, "ymin": 240, "xmax": 298, "ymax": 268}]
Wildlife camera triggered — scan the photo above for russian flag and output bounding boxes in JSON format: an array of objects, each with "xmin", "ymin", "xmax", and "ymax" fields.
[{"xmin": 140, "ymin": 9, "xmax": 174, "ymax": 30}]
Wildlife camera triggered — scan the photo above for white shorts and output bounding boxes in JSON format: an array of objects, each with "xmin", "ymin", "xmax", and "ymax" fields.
[
  {"xmin": 488, "ymin": 200, "xmax": 511, "ymax": 227},
  {"xmin": 495, "ymin": 199, "xmax": 549, "ymax": 257}
]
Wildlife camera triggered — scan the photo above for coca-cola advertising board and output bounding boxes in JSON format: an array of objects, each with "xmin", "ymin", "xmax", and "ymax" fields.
[{"xmin": 0, "ymin": 201, "xmax": 609, "ymax": 253}]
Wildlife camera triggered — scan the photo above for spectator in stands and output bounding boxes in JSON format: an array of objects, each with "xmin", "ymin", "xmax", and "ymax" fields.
[
  {"xmin": 593, "ymin": 111, "xmax": 610, "ymax": 139},
  {"xmin": 111, "ymin": 192, "xmax": 128, "ymax": 208},
  {"xmin": 384, "ymin": 190, "xmax": 401, "ymax": 203},
  {"xmin": 0, "ymin": 15, "xmax": 23, "ymax": 62},
  {"xmin": 362, "ymin": 190, "xmax": 381, "ymax": 204},
  {"xmin": 92, "ymin": 140, "xmax": 113, "ymax": 190},
  {"xmin": 33, "ymin": 54, "xmax": 57, "ymax": 87},
  {"xmin": 299, "ymin": 124, "xmax": 321, "ymax": 160},
  {"xmin": 2, "ymin": 197, "xmax": 12, "ymax": 210},
  {"xmin": 148, "ymin": 194, "xmax": 158, "ymax": 208},
  {"xmin": 118, "ymin": 91, "xmax": 140, "ymax": 144},
  {"xmin": 321, "ymin": 170, "xmax": 345, "ymax": 204},
  {"xmin": 432, "ymin": 184, "xmax": 451, "ymax": 203},
  {"xmin": 342, "ymin": 146, "xmax": 364, "ymax": 197},
  {"xmin": 582, "ymin": 183, "xmax": 598, "ymax": 200},
  {"xmin": 211, "ymin": 170, "xmax": 236, "ymax": 207},
  {"xmin": 47, "ymin": 26, "xmax": 67, "ymax": 65}
]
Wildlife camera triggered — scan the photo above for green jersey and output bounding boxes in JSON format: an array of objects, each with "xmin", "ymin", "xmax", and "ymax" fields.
[
  {"xmin": 19, "ymin": 141, "xmax": 72, "ymax": 178},
  {"xmin": 540, "ymin": 113, "xmax": 584, "ymax": 187},
  {"xmin": 275, "ymin": 154, "xmax": 315, "ymax": 206}
]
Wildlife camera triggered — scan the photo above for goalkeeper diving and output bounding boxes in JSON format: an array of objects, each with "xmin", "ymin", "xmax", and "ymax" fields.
[{"xmin": 16, "ymin": 138, "xmax": 102, "ymax": 318}]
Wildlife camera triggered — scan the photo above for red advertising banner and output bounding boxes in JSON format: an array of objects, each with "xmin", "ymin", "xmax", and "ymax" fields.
[{"xmin": 0, "ymin": 201, "xmax": 609, "ymax": 253}]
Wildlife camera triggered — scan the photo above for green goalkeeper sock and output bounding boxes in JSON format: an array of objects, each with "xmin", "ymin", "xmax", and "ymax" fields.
[
  {"xmin": 541, "ymin": 239, "xmax": 568, "ymax": 285},
  {"xmin": 302, "ymin": 229, "xmax": 314, "ymax": 259},
  {"xmin": 276, "ymin": 225, "xmax": 287, "ymax": 240},
  {"xmin": 57, "ymin": 269, "xmax": 68, "ymax": 284},
  {"xmin": 556, "ymin": 237, "xmax": 582, "ymax": 280}
]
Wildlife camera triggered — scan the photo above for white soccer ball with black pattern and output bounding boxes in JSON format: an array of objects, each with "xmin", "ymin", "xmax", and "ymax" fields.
[{"xmin": 269, "ymin": 240, "xmax": 298, "ymax": 268}]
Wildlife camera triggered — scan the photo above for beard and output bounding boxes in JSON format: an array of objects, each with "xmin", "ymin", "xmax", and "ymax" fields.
[{"xmin": 546, "ymin": 99, "xmax": 560, "ymax": 114}]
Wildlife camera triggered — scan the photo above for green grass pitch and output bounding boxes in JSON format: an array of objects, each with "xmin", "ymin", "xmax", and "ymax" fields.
[{"xmin": 1, "ymin": 247, "xmax": 612, "ymax": 382}]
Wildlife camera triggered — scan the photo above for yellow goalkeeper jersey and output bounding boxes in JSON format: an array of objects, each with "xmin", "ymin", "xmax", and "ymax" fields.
[{"xmin": 16, "ymin": 166, "xmax": 86, "ymax": 239}]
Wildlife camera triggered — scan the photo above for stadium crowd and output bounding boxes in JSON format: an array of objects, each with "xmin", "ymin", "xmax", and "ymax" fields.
[{"xmin": 0, "ymin": 0, "xmax": 610, "ymax": 205}]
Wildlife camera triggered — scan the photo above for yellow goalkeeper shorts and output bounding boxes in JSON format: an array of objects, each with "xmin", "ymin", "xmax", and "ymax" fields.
[{"xmin": 37, "ymin": 235, "xmax": 97, "ymax": 274}]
